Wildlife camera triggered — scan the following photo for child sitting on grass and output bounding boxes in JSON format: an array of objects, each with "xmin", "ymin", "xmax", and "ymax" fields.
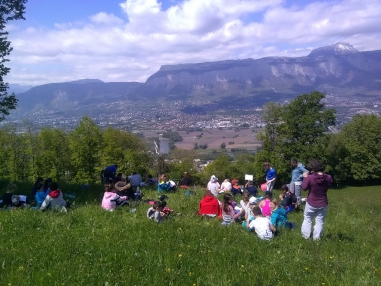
[
  {"xmin": 242, "ymin": 197, "xmax": 257, "ymax": 229},
  {"xmin": 259, "ymin": 191, "xmax": 272, "ymax": 217},
  {"xmin": 147, "ymin": 201, "xmax": 166, "ymax": 223},
  {"xmin": 1, "ymin": 183, "xmax": 29, "ymax": 208},
  {"xmin": 279, "ymin": 184, "xmax": 298, "ymax": 212},
  {"xmin": 40, "ymin": 182, "xmax": 67, "ymax": 211},
  {"xmin": 249, "ymin": 206, "xmax": 276, "ymax": 240},
  {"xmin": 221, "ymin": 193, "xmax": 242, "ymax": 225},
  {"xmin": 270, "ymin": 199, "xmax": 295, "ymax": 231},
  {"xmin": 35, "ymin": 183, "xmax": 47, "ymax": 208},
  {"xmin": 101, "ymin": 184, "xmax": 128, "ymax": 212}
]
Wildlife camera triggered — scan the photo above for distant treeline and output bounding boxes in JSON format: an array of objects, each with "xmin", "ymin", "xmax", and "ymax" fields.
[{"xmin": 0, "ymin": 92, "xmax": 380, "ymax": 186}]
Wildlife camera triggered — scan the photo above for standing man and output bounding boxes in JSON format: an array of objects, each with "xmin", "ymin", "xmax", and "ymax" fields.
[
  {"xmin": 290, "ymin": 158, "xmax": 309, "ymax": 205},
  {"xmin": 103, "ymin": 164, "xmax": 118, "ymax": 184},
  {"xmin": 263, "ymin": 162, "xmax": 276, "ymax": 193}
]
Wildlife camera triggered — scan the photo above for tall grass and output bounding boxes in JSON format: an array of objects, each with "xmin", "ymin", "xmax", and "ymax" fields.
[{"xmin": 0, "ymin": 184, "xmax": 380, "ymax": 285}]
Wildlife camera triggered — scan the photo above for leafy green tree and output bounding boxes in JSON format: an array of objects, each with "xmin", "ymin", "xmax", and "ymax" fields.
[
  {"xmin": 220, "ymin": 142, "xmax": 226, "ymax": 149},
  {"xmin": 69, "ymin": 116, "xmax": 103, "ymax": 183},
  {"xmin": 336, "ymin": 114, "xmax": 381, "ymax": 184},
  {"xmin": 0, "ymin": 124, "xmax": 30, "ymax": 181},
  {"xmin": 36, "ymin": 128, "xmax": 72, "ymax": 182},
  {"xmin": 255, "ymin": 91, "xmax": 336, "ymax": 184},
  {"xmin": 0, "ymin": 0, "xmax": 27, "ymax": 120}
]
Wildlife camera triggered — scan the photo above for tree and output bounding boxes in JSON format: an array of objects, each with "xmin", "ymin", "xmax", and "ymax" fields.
[
  {"xmin": 220, "ymin": 142, "xmax": 226, "ymax": 149},
  {"xmin": 69, "ymin": 116, "xmax": 103, "ymax": 183},
  {"xmin": 0, "ymin": 0, "xmax": 27, "ymax": 120},
  {"xmin": 255, "ymin": 91, "xmax": 336, "ymax": 184},
  {"xmin": 336, "ymin": 114, "xmax": 381, "ymax": 184}
]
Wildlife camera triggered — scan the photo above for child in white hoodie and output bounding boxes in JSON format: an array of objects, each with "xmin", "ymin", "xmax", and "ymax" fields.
[{"xmin": 40, "ymin": 182, "xmax": 67, "ymax": 211}]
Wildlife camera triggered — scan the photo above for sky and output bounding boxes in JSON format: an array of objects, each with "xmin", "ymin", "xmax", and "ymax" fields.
[{"xmin": 5, "ymin": 0, "xmax": 381, "ymax": 86}]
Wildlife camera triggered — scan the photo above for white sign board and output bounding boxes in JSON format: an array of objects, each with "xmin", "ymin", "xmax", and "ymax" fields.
[{"xmin": 245, "ymin": 174, "xmax": 253, "ymax": 181}]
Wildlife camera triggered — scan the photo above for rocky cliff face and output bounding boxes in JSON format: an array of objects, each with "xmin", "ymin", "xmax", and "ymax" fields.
[{"xmin": 141, "ymin": 43, "xmax": 381, "ymax": 98}]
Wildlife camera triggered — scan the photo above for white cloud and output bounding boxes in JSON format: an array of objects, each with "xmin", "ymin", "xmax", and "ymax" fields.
[{"xmin": 5, "ymin": 0, "xmax": 381, "ymax": 86}]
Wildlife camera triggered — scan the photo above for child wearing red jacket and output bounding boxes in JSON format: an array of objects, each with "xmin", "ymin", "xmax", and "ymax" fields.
[{"xmin": 199, "ymin": 189, "xmax": 221, "ymax": 218}]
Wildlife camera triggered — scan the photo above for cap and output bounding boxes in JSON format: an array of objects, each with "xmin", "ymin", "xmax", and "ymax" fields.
[{"xmin": 249, "ymin": 197, "xmax": 257, "ymax": 204}]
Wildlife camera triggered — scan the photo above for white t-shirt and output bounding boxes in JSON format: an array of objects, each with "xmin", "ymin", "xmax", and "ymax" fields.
[
  {"xmin": 249, "ymin": 217, "xmax": 273, "ymax": 240},
  {"xmin": 207, "ymin": 182, "xmax": 221, "ymax": 196},
  {"xmin": 220, "ymin": 181, "xmax": 232, "ymax": 192}
]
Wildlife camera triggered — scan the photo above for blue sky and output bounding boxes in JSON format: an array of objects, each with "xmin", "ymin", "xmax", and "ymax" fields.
[{"xmin": 6, "ymin": 0, "xmax": 381, "ymax": 85}]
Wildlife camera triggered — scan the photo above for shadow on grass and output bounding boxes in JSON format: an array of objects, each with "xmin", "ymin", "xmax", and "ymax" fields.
[{"xmin": 325, "ymin": 231, "xmax": 355, "ymax": 243}]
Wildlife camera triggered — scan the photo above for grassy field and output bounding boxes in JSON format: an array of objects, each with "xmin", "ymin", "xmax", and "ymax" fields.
[{"xmin": 0, "ymin": 184, "xmax": 381, "ymax": 285}]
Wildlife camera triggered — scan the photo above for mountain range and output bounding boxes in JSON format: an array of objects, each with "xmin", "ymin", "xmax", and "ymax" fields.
[{"xmin": 11, "ymin": 43, "xmax": 381, "ymax": 116}]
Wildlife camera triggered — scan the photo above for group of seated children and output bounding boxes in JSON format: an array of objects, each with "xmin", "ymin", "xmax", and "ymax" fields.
[
  {"xmin": 146, "ymin": 195, "xmax": 173, "ymax": 223},
  {"xmin": 207, "ymin": 175, "xmax": 258, "ymax": 197},
  {"xmin": 1, "ymin": 179, "xmax": 68, "ymax": 212},
  {"xmin": 198, "ymin": 185, "xmax": 297, "ymax": 240},
  {"xmin": 101, "ymin": 175, "xmax": 143, "ymax": 211}
]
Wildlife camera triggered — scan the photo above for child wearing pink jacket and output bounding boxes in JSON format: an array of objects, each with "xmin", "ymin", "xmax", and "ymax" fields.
[{"xmin": 101, "ymin": 185, "xmax": 127, "ymax": 211}]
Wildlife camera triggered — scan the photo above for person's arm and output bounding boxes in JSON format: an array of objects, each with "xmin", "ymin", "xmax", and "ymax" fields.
[
  {"xmin": 40, "ymin": 196, "xmax": 50, "ymax": 211},
  {"xmin": 269, "ymin": 221, "xmax": 276, "ymax": 232},
  {"xmin": 302, "ymin": 176, "xmax": 310, "ymax": 191}
]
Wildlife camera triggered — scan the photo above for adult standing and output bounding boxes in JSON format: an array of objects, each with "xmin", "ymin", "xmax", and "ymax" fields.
[
  {"xmin": 290, "ymin": 158, "xmax": 309, "ymax": 205},
  {"xmin": 263, "ymin": 162, "xmax": 276, "ymax": 193},
  {"xmin": 103, "ymin": 165, "xmax": 118, "ymax": 184},
  {"xmin": 301, "ymin": 159, "xmax": 332, "ymax": 240}
]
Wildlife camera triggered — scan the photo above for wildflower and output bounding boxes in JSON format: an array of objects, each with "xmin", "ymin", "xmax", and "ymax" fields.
[
  {"xmin": 193, "ymin": 284, "xmax": 196, "ymax": 286},
  {"xmin": 178, "ymin": 254, "xmax": 182, "ymax": 258},
  {"xmin": 305, "ymin": 268, "xmax": 308, "ymax": 271},
  {"xmin": 189, "ymin": 272, "xmax": 192, "ymax": 276},
  {"xmin": 330, "ymin": 256, "xmax": 333, "ymax": 259},
  {"xmin": 322, "ymin": 283, "xmax": 325, "ymax": 285},
  {"xmin": 167, "ymin": 268, "xmax": 171, "ymax": 272},
  {"xmin": 47, "ymin": 273, "xmax": 51, "ymax": 276},
  {"xmin": 18, "ymin": 266, "xmax": 24, "ymax": 271},
  {"xmin": 241, "ymin": 265, "xmax": 244, "ymax": 268}
]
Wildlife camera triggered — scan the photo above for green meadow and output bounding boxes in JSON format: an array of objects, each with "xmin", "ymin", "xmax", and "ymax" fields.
[{"xmin": 0, "ymin": 184, "xmax": 380, "ymax": 286}]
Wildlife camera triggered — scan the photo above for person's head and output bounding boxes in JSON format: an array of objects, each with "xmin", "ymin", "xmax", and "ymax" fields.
[
  {"xmin": 291, "ymin": 158, "xmax": 298, "ymax": 168},
  {"xmin": 308, "ymin": 159, "xmax": 326, "ymax": 173},
  {"xmin": 132, "ymin": 171, "xmax": 137, "ymax": 175},
  {"xmin": 265, "ymin": 191, "xmax": 273, "ymax": 199},
  {"xmin": 270, "ymin": 199, "xmax": 279, "ymax": 211},
  {"xmin": 117, "ymin": 173, "xmax": 122, "ymax": 177},
  {"xmin": 183, "ymin": 172, "xmax": 190, "ymax": 179},
  {"xmin": 203, "ymin": 189, "xmax": 213, "ymax": 197},
  {"xmin": 104, "ymin": 184, "xmax": 114, "ymax": 192},
  {"xmin": 34, "ymin": 177, "xmax": 43, "ymax": 186},
  {"xmin": 7, "ymin": 183, "xmax": 17, "ymax": 193},
  {"xmin": 249, "ymin": 196, "xmax": 257, "ymax": 205},
  {"xmin": 242, "ymin": 191, "xmax": 250, "ymax": 203},
  {"xmin": 281, "ymin": 184, "xmax": 290, "ymax": 193},
  {"xmin": 159, "ymin": 200, "xmax": 167, "ymax": 208},
  {"xmin": 222, "ymin": 193, "xmax": 233, "ymax": 212},
  {"xmin": 36, "ymin": 182, "xmax": 44, "ymax": 192},
  {"xmin": 252, "ymin": 205, "xmax": 262, "ymax": 217},
  {"xmin": 279, "ymin": 193, "xmax": 284, "ymax": 200},
  {"xmin": 115, "ymin": 164, "xmax": 118, "ymax": 169},
  {"xmin": 247, "ymin": 180, "xmax": 254, "ymax": 187},
  {"xmin": 147, "ymin": 174, "xmax": 153, "ymax": 179},
  {"xmin": 152, "ymin": 201, "xmax": 161, "ymax": 210},
  {"xmin": 280, "ymin": 200, "xmax": 288, "ymax": 209},
  {"xmin": 210, "ymin": 175, "xmax": 218, "ymax": 183},
  {"xmin": 263, "ymin": 162, "xmax": 270, "ymax": 170},
  {"xmin": 43, "ymin": 178, "xmax": 52, "ymax": 188},
  {"xmin": 159, "ymin": 174, "xmax": 167, "ymax": 181},
  {"xmin": 50, "ymin": 182, "xmax": 58, "ymax": 191},
  {"xmin": 224, "ymin": 178, "xmax": 230, "ymax": 182}
]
